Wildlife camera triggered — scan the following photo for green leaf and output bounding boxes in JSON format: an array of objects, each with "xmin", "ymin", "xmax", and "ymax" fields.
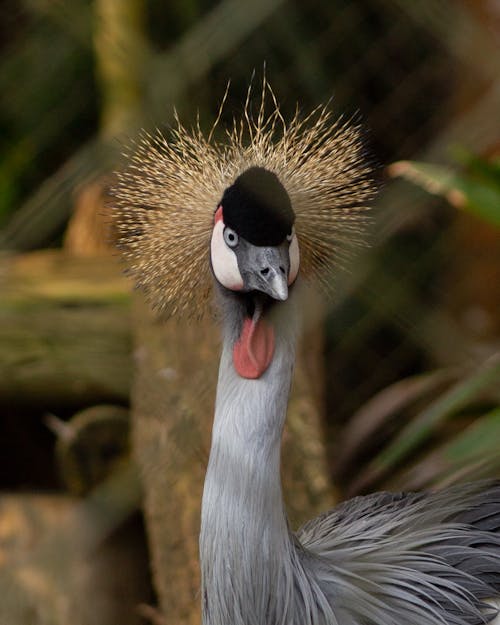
[
  {"xmin": 395, "ymin": 408, "xmax": 500, "ymax": 490},
  {"xmin": 389, "ymin": 159, "xmax": 500, "ymax": 228},
  {"xmin": 335, "ymin": 369, "xmax": 455, "ymax": 475},
  {"xmin": 453, "ymin": 149, "xmax": 500, "ymax": 186},
  {"xmin": 454, "ymin": 175, "xmax": 500, "ymax": 227},
  {"xmin": 375, "ymin": 354, "xmax": 500, "ymax": 469},
  {"xmin": 444, "ymin": 407, "xmax": 500, "ymax": 463},
  {"xmin": 349, "ymin": 354, "xmax": 500, "ymax": 493}
]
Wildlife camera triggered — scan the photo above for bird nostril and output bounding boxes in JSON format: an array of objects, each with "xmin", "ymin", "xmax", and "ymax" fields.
[
  {"xmin": 260, "ymin": 267, "xmax": 270, "ymax": 276},
  {"xmin": 279, "ymin": 266, "xmax": 286, "ymax": 275}
]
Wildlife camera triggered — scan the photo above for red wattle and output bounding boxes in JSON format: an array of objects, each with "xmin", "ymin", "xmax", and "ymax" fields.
[{"xmin": 233, "ymin": 316, "xmax": 275, "ymax": 379}]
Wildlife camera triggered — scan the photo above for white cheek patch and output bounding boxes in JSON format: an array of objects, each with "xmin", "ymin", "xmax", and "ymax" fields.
[
  {"xmin": 210, "ymin": 221, "xmax": 244, "ymax": 290},
  {"xmin": 288, "ymin": 233, "xmax": 300, "ymax": 285}
]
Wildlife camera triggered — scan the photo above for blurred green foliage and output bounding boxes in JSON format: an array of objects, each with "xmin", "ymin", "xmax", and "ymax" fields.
[
  {"xmin": 390, "ymin": 151, "xmax": 500, "ymax": 228},
  {"xmin": 0, "ymin": 1, "xmax": 97, "ymax": 225}
]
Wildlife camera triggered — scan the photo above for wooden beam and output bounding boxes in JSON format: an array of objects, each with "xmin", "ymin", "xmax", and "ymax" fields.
[{"xmin": 0, "ymin": 250, "xmax": 132, "ymax": 407}]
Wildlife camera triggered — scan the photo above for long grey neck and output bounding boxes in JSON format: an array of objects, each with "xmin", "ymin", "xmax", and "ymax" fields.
[{"xmin": 200, "ymin": 299, "xmax": 299, "ymax": 625}]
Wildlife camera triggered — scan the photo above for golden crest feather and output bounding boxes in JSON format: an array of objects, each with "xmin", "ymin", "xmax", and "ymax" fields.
[{"xmin": 112, "ymin": 79, "xmax": 377, "ymax": 317}]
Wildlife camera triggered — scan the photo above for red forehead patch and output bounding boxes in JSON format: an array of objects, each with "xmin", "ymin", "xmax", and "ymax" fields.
[{"xmin": 214, "ymin": 205, "xmax": 223, "ymax": 224}]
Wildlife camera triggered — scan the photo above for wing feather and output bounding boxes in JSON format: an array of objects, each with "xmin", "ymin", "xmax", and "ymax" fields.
[{"xmin": 296, "ymin": 483, "xmax": 500, "ymax": 625}]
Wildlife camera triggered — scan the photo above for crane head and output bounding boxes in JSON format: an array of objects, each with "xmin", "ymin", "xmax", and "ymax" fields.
[
  {"xmin": 209, "ymin": 167, "xmax": 302, "ymax": 379},
  {"xmin": 210, "ymin": 167, "xmax": 300, "ymax": 302}
]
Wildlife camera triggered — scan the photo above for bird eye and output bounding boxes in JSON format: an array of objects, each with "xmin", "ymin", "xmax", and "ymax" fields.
[{"xmin": 223, "ymin": 227, "xmax": 239, "ymax": 248}]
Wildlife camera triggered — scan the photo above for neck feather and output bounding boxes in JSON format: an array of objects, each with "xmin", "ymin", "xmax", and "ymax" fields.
[{"xmin": 200, "ymin": 297, "xmax": 299, "ymax": 625}]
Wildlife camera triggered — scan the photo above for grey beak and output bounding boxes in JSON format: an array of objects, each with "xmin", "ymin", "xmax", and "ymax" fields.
[
  {"xmin": 238, "ymin": 243, "xmax": 290, "ymax": 301},
  {"xmin": 258, "ymin": 264, "xmax": 288, "ymax": 301}
]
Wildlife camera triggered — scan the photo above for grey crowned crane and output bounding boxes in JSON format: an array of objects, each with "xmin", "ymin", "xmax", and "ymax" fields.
[{"xmin": 114, "ymin": 83, "xmax": 500, "ymax": 625}]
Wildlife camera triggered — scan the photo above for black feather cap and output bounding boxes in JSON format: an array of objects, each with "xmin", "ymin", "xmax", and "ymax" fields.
[{"xmin": 220, "ymin": 167, "xmax": 295, "ymax": 246}]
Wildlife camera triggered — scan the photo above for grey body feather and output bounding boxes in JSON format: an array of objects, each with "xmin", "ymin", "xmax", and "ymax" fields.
[{"xmin": 200, "ymin": 290, "xmax": 500, "ymax": 625}]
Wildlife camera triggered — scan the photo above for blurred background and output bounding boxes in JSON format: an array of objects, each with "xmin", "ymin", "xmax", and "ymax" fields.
[{"xmin": 1, "ymin": 1, "xmax": 499, "ymax": 624}]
